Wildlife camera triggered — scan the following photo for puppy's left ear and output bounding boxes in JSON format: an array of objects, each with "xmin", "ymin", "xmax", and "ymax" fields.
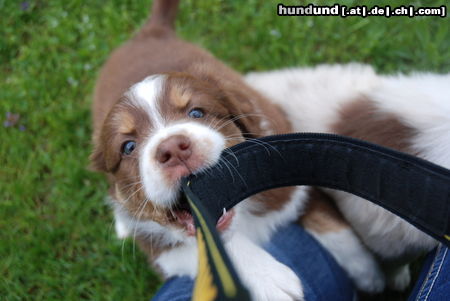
[{"xmin": 89, "ymin": 145, "xmax": 107, "ymax": 172}]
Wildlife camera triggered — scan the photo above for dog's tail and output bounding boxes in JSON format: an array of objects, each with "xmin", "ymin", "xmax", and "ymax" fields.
[{"xmin": 144, "ymin": 0, "xmax": 180, "ymax": 33}]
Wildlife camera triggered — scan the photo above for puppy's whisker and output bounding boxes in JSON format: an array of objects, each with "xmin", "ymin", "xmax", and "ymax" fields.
[
  {"xmin": 115, "ymin": 176, "xmax": 141, "ymax": 184},
  {"xmin": 214, "ymin": 113, "xmax": 266, "ymax": 132},
  {"xmin": 222, "ymin": 148, "xmax": 240, "ymax": 167},
  {"xmin": 115, "ymin": 175, "xmax": 143, "ymax": 186},
  {"xmin": 210, "ymin": 114, "xmax": 234, "ymax": 130},
  {"xmin": 210, "ymin": 160, "xmax": 226, "ymax": 177},
  {"xmin": 120, "ymin": 180, "xmax": 144, "ymax": 191},
  {"xmin": 131, "ymin": 194, "xmax": 149, "ymax": 221},
  {"xmin": 132, "ymin": 198, "xmax": 149, "ymax": 258},
  {"xmin": 247, "ymin": 138, "xmax": 284, "ymax": 158},
  {"xmin": 219, "ymin": 155, "xmax": 247, "ymax": 187},
  {"xmin": 212, "ymin": 114, "xmax": 246, "ymax": 131},
  {"xmin": 214, "ymin": 115, "xmax": 247, "ymax": 132},
  {"xmin": 224, "ymin": 131, "xmax": 260, "ymax": 139},
  {"xmin": 217, "ymin": 157, "xmax": 235, "ymax": 183},
  {"xmin": 122, "ymin": 185, "xmax": 145, "ymax": 204}
]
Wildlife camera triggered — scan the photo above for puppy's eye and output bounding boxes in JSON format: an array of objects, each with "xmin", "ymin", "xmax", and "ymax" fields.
[
  {"xmin": 188, "ymin": 108, "xmax": 204, "ymax": 119},
  {"xmin": 122, "ymin": 141, "xmax": 136, "ymax": 155}
]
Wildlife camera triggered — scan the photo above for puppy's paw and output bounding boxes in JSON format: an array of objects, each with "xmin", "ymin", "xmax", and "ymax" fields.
[
  {"xmin": 226, "ymin": 233, "xmax": 304, "ymax": 300},
  {"xmin": 351, "ymin": 263, "xmax": 385, "ymax": 293},
  {"xmin": 244, "ymin": 259, "xmax": 304, "ymax": 301},
  {"xmin": 387, "ymin": 264, "xmax": 411, "ymax": 291},
  {"xmin": 309, "ymin": 229, "xmax": 385, "ymax": 293},
  {"xmin": 337, "ymin": 243, "xmax": 385, "ymax": 293}
]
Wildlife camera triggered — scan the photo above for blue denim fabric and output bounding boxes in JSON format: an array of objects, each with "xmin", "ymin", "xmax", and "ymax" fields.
[
  {"xmin": 152, "ymin": 276, "xmax": 193, "ymax": 301},
  {"xmin": 408, "ymin": 244, "xmax": 449, "ymax": 301},
  {"xmin": 152, "ymin": 223, "xmax": 356, "ymax": 301}
]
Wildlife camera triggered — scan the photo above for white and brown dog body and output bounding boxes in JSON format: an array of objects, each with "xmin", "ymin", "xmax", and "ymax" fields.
[
  {"xmin": 246, "ymin": 64, "xmax": 448, "ymax": 290},
  {"xmin": 90, "ymin": 0, "xmax": 446, "ymax": 299}
]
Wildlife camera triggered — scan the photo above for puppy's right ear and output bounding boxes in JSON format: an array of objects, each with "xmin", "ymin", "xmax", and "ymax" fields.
[{"xmin": 89, "ymin": 142, "xmax": 107, "ymax": 172}]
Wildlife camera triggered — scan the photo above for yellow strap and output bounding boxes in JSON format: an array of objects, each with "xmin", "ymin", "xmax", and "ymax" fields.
[
  {"xmin": 193, "ymin": 230, "xmax": 217, "ymax": 301},
  {"xmin": 189, "ymin": 199, "xmax": 237, "ymax": 297}
]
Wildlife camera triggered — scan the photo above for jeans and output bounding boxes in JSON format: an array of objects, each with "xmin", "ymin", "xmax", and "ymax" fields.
[
  {"xmin": 408, "ymin": 244, "xmax": 449, "ymax": 301},
  {"xmin": 152, "ymin": 223, "xmax": 449, "ymax": 300}
]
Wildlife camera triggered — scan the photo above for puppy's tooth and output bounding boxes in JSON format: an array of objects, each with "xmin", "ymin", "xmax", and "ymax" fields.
[
  {"xmin": 187, "ymin": 223, "xmax": 194, "ymax": 231},
  {"xmin": 218, "ymin": 213, "xmax": 225, "ymax": 224}
]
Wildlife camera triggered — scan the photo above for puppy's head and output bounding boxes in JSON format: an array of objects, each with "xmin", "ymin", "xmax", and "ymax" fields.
[{"xmin": 91, "ymin": 73, "xmax": 268, "ymax": 235}]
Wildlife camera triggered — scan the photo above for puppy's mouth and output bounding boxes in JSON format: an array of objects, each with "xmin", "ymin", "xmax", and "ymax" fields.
[{"xmin": 171, "ymin": 193, "xmax": 234, "ymax": 236}]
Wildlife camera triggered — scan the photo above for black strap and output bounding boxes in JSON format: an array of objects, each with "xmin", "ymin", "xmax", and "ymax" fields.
[{"xmin": 182, "ymin": 133, "xmax": 450, "ymax": 246}]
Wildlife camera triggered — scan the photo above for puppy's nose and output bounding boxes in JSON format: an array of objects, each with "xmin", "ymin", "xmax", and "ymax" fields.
[{"xmin": 155, "ymin": 135, "xmax": 192, "ymax": 167}]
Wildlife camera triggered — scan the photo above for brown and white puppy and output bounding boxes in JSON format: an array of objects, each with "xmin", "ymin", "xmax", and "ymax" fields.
[
  {"xmin": 91, "ymin": 1, "xmax": 302, "ymax": 300},
  {"xmin": 246, "ymin": 64, "xmax": 449, "ymax": 291},
  {"xmin": 91, "ymin": 1, "xmax": 383, "ymax": 299}
]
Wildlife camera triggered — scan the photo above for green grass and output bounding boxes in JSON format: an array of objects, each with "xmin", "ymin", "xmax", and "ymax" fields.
[{"xmin": 1, "ymin": 0, "xmax": 448, "ymax": 300}]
